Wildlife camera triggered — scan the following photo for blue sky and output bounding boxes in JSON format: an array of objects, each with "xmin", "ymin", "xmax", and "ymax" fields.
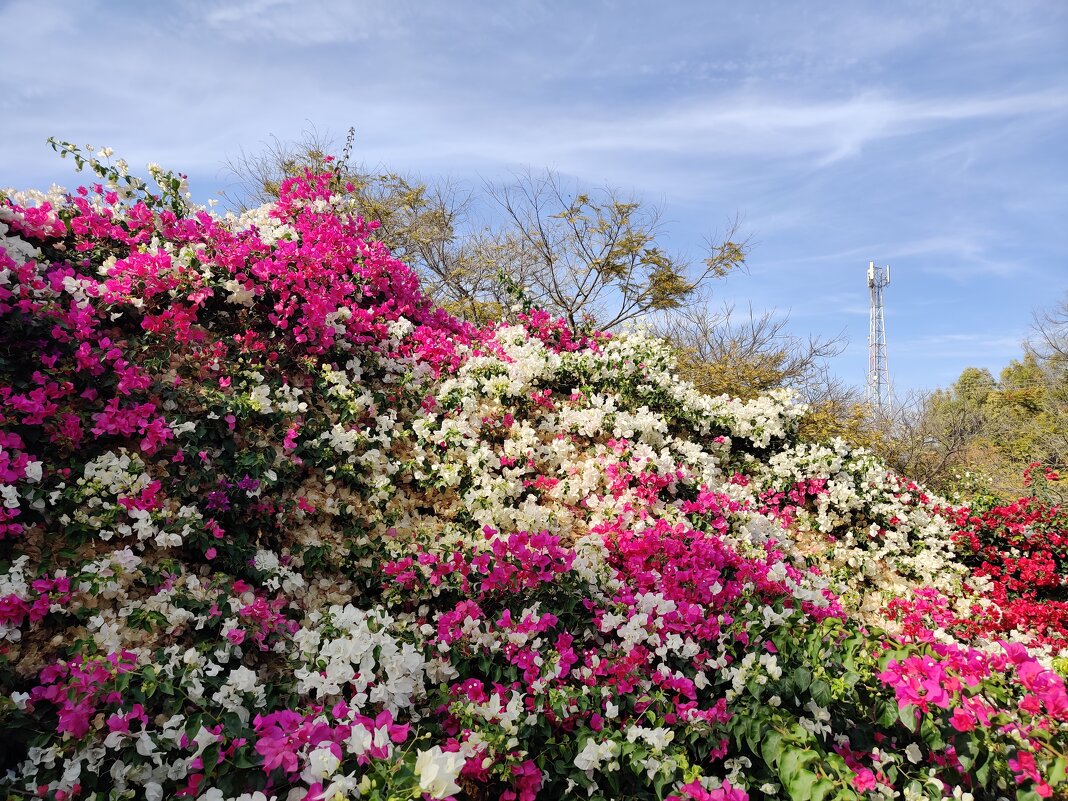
[{"xmin": 2, "ymin": 0, "xmax": 1066, "ymax": 395}]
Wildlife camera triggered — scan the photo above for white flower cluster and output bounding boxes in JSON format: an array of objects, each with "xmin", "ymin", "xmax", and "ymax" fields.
[
  {"xmin": 57, "ymin": 449, "xmax": 204, "ymax": 550},
  {"xmin": 457, "ymin": 687, "xmax": 528, "ymax": 739},
  {"xmin": 750, "ymin": 440, "xmax": 966, "ymax": 603},
  {"xmin": 574, "ymin": 737, "xmax": 622, "ymax": 775},
  {"xmin": 211, "ymin": 666, "xmax": 266, "ymax": 726},
  {"xmin": 253, "ymin": 549, "xmax": 305, "ymax": 593},
  {"xmin": 626, "ymin": 725, "xmax": 675, "ymax": 750},
  {"xmin": 415, "ymin": 745, "xmax": 464, "ymax": 799},
  {"xmin": 293, "ymin": 604, "xmax": 427, "ymax": 712},
  {"xmin": 79, "ymin": 449, "xmax": 151, "ymax": 498},
  {"xmin": 229, "ymin": 204, "xmax": 297, "ymax": 246}
]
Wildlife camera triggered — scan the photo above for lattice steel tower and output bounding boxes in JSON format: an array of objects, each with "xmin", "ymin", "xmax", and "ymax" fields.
[{"xmin": 867, "ymin": 261, "xmax": 891, "ymax": 409}]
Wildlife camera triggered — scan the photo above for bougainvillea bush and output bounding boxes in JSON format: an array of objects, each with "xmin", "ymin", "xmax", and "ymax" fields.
[
  {"xmin": 1, "ymin": 145, "xmax": 1067, "ymax": 801},
  {"xmin": 948, "ymin": 496, "xmax": 1068, "ymax": 650}
]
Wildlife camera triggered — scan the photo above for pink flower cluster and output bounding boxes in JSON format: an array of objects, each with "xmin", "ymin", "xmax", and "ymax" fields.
[
  {"xmin": 28, "ymin": 651, "xmax": 139, "ymax": 738},
  {"xmin": 253, "ymin": 707, "xmax": 409, "ymax": 779},
  {"xmin": 384, "ymin": 528, "xmax": 574, "ymax": 599},
  {"xmin": 667, "ymin": 780, "xmax": 748, "ymax": 801},
  {"xmin": 0, "ymin": 574, "xmax": 70, "ymax": 629}
]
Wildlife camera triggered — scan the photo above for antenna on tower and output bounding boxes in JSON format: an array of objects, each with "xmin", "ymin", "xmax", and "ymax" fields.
[{"xmin": 867, "ymin": 261, "xmax": 891, "ymax": 410}]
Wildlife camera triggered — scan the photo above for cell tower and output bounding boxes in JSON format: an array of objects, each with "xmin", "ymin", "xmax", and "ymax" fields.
[{"xmin": 867, "ymin": 261, "xmax": 891, "ymax": 409}]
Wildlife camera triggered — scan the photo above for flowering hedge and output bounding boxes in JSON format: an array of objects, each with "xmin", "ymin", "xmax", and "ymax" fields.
[{"xmin": 1, "ymin": 146, "xmax": 1066, "ymax": 801}]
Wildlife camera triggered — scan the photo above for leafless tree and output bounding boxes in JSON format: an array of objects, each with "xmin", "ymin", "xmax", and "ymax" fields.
[
  {"xmin": 1031, "ymin": 292, "xmax": 1068, "ymax": 363},
  {"xmin": 486, "ymin": 170, "xmax": 747, "ymax": 331},
  {"xmin": 220, "ymin": 128, "xmax": 338, "ymax": 210},
  {"xmin": 868, "ymin": 388, "xmax": 991, "ymax": 492}
]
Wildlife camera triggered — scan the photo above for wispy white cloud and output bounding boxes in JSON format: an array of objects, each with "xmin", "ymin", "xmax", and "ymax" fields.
[
  {"xmin": 192, "ymin": 0, "xmax": 409, "ymax": 44},
  {"xmin": 896, "ymin": 332, "xmax": 1026, "ymax": 360},
  {"xmin": 547, "ymin": 88, "xmax": 1068, "ymax": 169}
]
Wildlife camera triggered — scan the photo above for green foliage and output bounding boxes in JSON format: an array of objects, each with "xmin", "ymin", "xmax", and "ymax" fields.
[{"xmin": 885, "ymin": 341, "xmax": 1068, "ymax": 500}]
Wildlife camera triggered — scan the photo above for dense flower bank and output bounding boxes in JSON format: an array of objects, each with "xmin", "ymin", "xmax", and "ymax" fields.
[
  {"xmin": 949, "ymin": 498, "xmax": 1068, "ymax": 649},
  {"xmin": 1, "ymin": 148, "xmax": 1066, "ymax": 801}
]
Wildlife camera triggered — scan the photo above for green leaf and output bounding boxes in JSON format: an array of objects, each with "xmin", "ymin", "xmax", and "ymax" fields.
[
  {"xmin": 201, "ymin": 742, "xmax": 221, "ymax": 772},
  {"xmin": 782, "ymin": 768, "xmax": 817, "ymax": 800},
  {"xmin": 761, "ymin": 730, "xmax": 785, "ymax": 767},
  {"xmin": 780, "ymin": 746, "xmax": 805, "ymax": 779},
  {"xmin": 653, "ymin": 771, "xmax": 671, "ymax": 799},
  {"xmin": 1049, "ymin": 755, "xmax": 1068, "ymax": 787},
  {"xmin": 234, "ymin": 751, "xmax": 258, "ymax": 770},
  {"xmin": 974, "ymin": 750, "xmax": 991, "ymax": 786},
  {"xmin": 810, "ymin": 679, "xmax": 832, "ymax": 706},
  {"xmin": 918, "ymin": 715, "xmax": 945, "ymax": 750},
  {"xmin": 876, "ymin": 699, "xmax": 898, "ymax": 728},
  {"xmin": 897, "ymin": 703, "xmax": 917, "ymax": 732}
]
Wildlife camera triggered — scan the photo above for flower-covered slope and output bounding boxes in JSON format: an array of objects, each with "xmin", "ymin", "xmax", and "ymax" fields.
[{"xmin": 1, "ymin": 152, "xmax": 1066, "ymax": 801}]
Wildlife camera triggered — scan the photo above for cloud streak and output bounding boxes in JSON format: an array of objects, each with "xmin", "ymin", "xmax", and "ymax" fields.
[{"xmin": 192, "ymin": 0, "xmax": 408, "ymax": 44}]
